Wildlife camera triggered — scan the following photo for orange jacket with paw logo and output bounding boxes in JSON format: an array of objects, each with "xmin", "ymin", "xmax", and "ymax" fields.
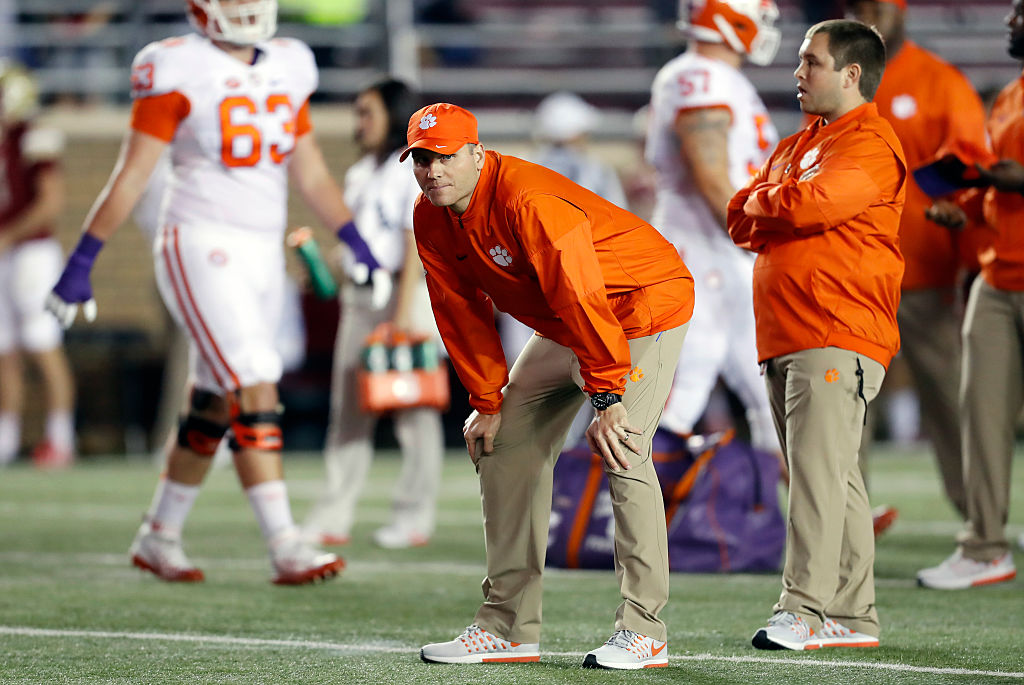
[
  {"xmin": 727, "ymin": 103, "xmax": 906, "ymax": 369},
  {"xmin": 413, "ymin": 150, "xmax": 694, "ymax": 414}
]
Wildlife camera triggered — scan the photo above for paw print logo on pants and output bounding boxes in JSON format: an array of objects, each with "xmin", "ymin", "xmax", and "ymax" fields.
[
  {"xmin": 490, "ymin": 245, "xmax": 512, "ymax": 267},
  {"xmin": 824, "ymin": 368, "xmax": 840, "ymax": 384}
]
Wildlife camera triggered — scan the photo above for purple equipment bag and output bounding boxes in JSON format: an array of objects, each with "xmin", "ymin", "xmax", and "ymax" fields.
[{"xmin": 547, "ymin": 429, "xmax": 785, "ymax": 573}]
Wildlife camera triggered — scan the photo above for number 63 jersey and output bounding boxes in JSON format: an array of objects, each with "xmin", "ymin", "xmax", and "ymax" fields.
[
  {"xmin": 646, "ymin": 50, "xmax": 777, "ymax": 246},
  {"xmin": 129, "ymin": 33, "xmax": 316, "ymax": 237}
]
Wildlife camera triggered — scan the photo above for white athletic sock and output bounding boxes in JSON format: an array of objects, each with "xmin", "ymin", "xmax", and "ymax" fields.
[
  {"xmin": 0, "ymin": 411, "xmax": 21, "ymax": 465},
  {"xmin": 150, "ymin": 478, "xmax": 200, "ymax": 538},
  {"xmin": 246, "ymin": 480, "xmax": 295, "ymax": 542},
  {"xmin": 44, "ymin": 410, "xmax": 75, "ymax": 453}
]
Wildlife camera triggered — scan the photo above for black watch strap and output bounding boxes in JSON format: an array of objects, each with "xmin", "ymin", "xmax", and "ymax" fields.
[{"xmin": 590, "ymin": 392, "xmax": 623, "ymax": 411}]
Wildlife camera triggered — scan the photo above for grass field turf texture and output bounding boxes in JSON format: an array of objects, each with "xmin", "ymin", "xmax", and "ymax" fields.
[{"xmin": 0, "ymin": 445, "xmax": 1021, "ymax": 684}]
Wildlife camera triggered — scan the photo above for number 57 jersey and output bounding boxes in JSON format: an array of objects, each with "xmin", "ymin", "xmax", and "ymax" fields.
[
  {"xmin": 129, "ymin": 33, "xmax": 317, "ymax": 237},
  {"xmin": 646, "ymin": 50, "xmax": 777, "ymax": 246}
]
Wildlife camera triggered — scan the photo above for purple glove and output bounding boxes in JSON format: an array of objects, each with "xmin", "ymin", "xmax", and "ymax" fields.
[
  {"xmin": 336, "ymin": 220, "xmax": 381, "ymax": 281},
  {"xmin": 46, "ymin": 233, "xmax": 104, "ymax": 328}
]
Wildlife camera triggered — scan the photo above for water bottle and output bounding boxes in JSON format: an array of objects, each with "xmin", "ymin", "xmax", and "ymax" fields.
[
  {"xmin": 390, "ymin": 332, "xmax": 414, "ymax": 372},
  {"xmin": 412, "ymin": 338, "xmax": 439, "ymax": 371},
  {"xmin": 362, "ymin": 333, "xmax": 389, "ymax": 372},
  {"xmin": 287, "ymin": 227, "xmax": 338, "ymax": 300}
]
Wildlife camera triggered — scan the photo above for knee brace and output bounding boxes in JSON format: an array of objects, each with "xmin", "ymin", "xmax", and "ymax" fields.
[
  {"xmin": 177, "ymin": 415, "xmax": 230, "ymax": 457},
  {"xmin": 229, "ymin": 410, "xmax": 283, "ymax": 452}
]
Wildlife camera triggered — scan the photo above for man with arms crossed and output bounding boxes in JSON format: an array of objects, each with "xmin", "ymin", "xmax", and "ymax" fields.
[
  {"xmin": 407, "ymin": 103, "xmax": 694, "ymax": 669},
  {"xmin": 917, "ymin": 0, "xmax": 1024, "ymax": 589},
  {"xmin": 729, "ymin": 20, "xmax": 905, "ymax": 649}
]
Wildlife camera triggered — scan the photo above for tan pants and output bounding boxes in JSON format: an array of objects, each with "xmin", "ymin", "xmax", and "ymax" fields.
[
  {"xmin": 764, "ymin": 347, "xmax": 885, "ymax": 637},
  {"xmin": 960, "ymin": 278, "xmax": 1021, "ymax": 561},
  {"xmin": 473, "ymin": 324, "xmax": 687, "ymax": 644},
  {"xmin": 898, "ymin": 288, "xmax": 966, "ymax": 518}
]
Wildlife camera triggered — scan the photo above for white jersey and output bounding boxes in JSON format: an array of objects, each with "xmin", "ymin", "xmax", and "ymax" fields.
[
  {"xmin": 130, "ymin": 33, "xmax": 317, "ymax": 237},
  {"xmin": 342, "ymin": 150, "xmax": 420, "ymax": 274},
  {"xmin": 646, "ymin": 50, "xmax": 777, "ymax": 247}
]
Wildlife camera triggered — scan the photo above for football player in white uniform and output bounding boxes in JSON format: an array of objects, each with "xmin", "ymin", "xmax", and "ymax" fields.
[
  {"xmin": 46, "ymin": 0, "xmax": 363, "ymax": 585},
  {"xmin": 0, "ymin": 61, "xmax": 77, "ymax": 469},
  {"xmin": 647, "ymin": 0, "xmax": 781, "ymax": 453},
  {"xmin": 302, "ymin": 78, "xmax": 447, "ymax": 550}
]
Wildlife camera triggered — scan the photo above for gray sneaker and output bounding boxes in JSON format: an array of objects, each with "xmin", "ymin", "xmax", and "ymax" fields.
[
  {"xmin": 582, "ymin": 630, "xmax": 668, "ymax": 669},
  {"xmin": 752, "ymin": 611, "xmax": 817, "ymax": 650},
  {"xmin": 420, "ymin": 624, "xmax": 540, "ymax": 664}
]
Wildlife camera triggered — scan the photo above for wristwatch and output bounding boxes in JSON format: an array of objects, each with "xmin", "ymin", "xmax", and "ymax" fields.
[{"xmin": 590, "ymin": 392, "xmax": 623, "ymax": 411}]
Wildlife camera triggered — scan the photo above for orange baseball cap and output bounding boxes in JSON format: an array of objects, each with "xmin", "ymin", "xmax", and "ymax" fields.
[{"xmin": 400, "ymin": 102, "xmax": 479, "ymax": 162}]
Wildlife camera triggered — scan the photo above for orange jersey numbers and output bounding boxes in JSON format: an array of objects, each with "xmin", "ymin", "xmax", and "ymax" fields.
[
  {"xmin": 677, "ymin": 69, "xmax": 710, "ymax": 97},
  {"xmin": 267, "ymin": 94, "xmax": 296, "ymax": 164},
  {"xmin": 218, "ymin": 94, "xmax": 295, "ymax": 168}
]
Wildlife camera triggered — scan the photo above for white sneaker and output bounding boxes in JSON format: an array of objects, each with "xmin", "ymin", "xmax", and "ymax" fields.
[
  {"xmin": 582, "ymin": 630, "xmax": 668, "ymax": 669},
  {"xmin": 752, "ymin": 611, "xmax": 818, "ymax": 650},
  {"xmin": 130, "ymin": 523, "xmax": 204, "ymax": 583},
  {"xmin": 813, "ymin": 618, "xmax": 879, "ymax": 648},
  {"xmin": 420, "ymin": 624, "xmax": 540, "ymax": 664},
  {"xmin": 373, "ymin": 522, "xmax": 430, "ymax": 549},
  {"xmin": 917, "ymin": 549, "xmax": 1016, "ymax": 590},
  {"xmin": 269, "ymin": 530, "xmax": 345, "ymax": 585}
]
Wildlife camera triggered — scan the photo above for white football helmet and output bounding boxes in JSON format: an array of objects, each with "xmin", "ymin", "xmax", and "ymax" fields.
[
  {"xmin": 0, "ymin": 59, "xmax": 39, "ymax": 125},
  {"xmin": 187, "ymin": 0, "xmax": 278, "ymax": 46},
  {"xmin": 679, "ymin": 0, "xmax": 781, "ymax": 66}
]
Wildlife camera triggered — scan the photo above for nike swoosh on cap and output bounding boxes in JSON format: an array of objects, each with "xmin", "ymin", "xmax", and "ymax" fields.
[{"xmin": 434, "ymin": 144, "xmax": 447, "ymax": 149}]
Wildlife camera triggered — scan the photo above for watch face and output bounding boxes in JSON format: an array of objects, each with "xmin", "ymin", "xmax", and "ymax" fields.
[{"xmin": 591, "ymin": 393, "xmax": 620, "ymax": 410}]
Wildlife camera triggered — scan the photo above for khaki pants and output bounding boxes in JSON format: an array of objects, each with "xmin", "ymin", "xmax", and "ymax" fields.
[
  {"xmin": 764, "ymin": 347, "xmax": 885, "ymax": 637},
  {"xmin": 473, "ymin": 324, "xmax": 687, "ymax": 644},
  {"xmin": 960, "ymin": 278, "xmax": 1022, "ymax": 561},
  {"xmin": 898, "ymin": 288, "xmax": 966, "ymax": 518}
]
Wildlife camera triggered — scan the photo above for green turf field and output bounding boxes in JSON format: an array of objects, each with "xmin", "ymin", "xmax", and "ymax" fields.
[{"xmin": 1, "ymin": 445, "xmax": 1022, "ymax": 684}]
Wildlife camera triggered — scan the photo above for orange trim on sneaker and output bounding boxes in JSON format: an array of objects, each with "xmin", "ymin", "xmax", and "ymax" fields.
[
  {"xmin": 480, "ymin": 655, "xmax": 540, "ymax": 663},
  {"xmin": 972, "ymin": 569, "xmax": 1016, "ymax": 586}
]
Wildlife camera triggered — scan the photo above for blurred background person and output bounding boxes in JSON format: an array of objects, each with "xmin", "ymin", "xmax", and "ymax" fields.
[
  {"xmin": 498, "ymin": 91, "xmax": 627, "ymax": 448},
  {"xmin": 46, "ymin": 0, "xmax": 346, "ymax": 585},
  {"xmin": 302, "ymin": 77, "xmax": 446, "ymax": 550},
  {"xmin": 916, "ymin": 0, "xmax": 1024, "ymax": 590},
  {"xmin": 646, "ymin": 0, "xmax": 781, "ymax": 456},
  {"xmin": 848, "ymin": 0, "xmax": 989, "ymax": 534},
  {"xmin": 0, "ymin": 60, "xmax": 76, "ymax": 468}
]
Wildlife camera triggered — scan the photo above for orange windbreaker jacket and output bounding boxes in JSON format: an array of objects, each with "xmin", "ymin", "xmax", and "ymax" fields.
[
  {"xmin": 873, "ymin": 42, "xmax": 988, "ymax": 289},
  {"xmin": 728, "ymin": 103, "xmax": 906, "ymax": 369},
  {"xmin": 414, "ymin": 151, "xmax": 695, "ymax": 414},
  {"xmin": 959, "ymin": 73, "xmax": 1024, "ymax": 291}
]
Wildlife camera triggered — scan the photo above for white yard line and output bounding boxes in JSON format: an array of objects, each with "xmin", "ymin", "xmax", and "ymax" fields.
[{"xmin": 0, "ymin": 626, "xmax": 1020, "ymax": 679}]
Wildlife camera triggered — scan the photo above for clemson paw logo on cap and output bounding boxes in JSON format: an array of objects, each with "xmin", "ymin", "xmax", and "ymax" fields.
[
  {"xmin": 419, "ymin": 113, "xmax": 438, "ymax": 130},
  {"xmin": 489, "ymin": 245, "xmax": 512, "ymax": 267}
]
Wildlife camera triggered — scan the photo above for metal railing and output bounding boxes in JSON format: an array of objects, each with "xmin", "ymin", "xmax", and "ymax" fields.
[{"xmin": 4, "ymin": 0, "xmax": 1016, "ymax": 133}]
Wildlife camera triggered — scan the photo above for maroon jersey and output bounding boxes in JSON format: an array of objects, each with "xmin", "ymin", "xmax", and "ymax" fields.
[{"xmin": 0, "ymin": 122, "xmax": 61, "ymax": 243}]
